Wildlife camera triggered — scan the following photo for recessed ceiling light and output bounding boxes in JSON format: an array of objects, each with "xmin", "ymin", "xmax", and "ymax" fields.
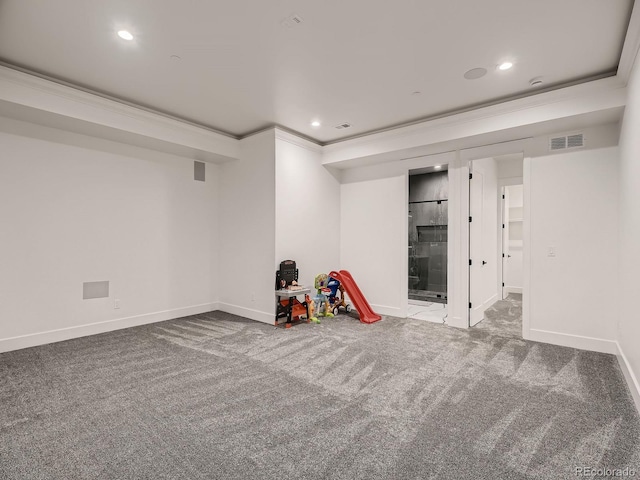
[
  {"xmin": 311, "ymin": 121, "xmax": 321, "ymax": 127},
  {"xmin": 434, "ymin": 165, "xmax": 442, "ymax": 170},
  {"xmin": 411, "ymin": 91, "xmax": 421, "ymax": 96},
  {"xmin": 117, "ymin": 30, "xmax": 134, "ymax": 41},
  {"xmin": 498, "ymin": 62, "xmax": 513, "ymax": 71}
]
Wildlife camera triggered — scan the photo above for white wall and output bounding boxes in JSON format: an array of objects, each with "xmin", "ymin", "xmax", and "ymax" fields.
[
  {"xmin": 339, "ymin": 152, "xmax": 456, "ymax": 320},
  {"xmin": 618, "ymin": 54, "xmax": 640, "ymax": 409},
  {"xmin": 497, "ymin": 157, "xmax": 524, "ymax": 180},
  {"xmin": 341, "ymin": 152, "xmax": 455, "ymax": 184},
  {"xmin": 218, "ymin": 130, "xmax": 276, "ymax": 324},
  {"xmin": 0, "ymin": 118, "xmax": 219, "ymax": 352},
  {"xmin": 525, "ymin": 146, "xmax": 619, "ymax": 353},
  {"xmin": 507, "ymin": 184, "xmax": 524, "ymax": 208},
  {"xmin": 340, "ymin": 176, "xmax": 407, "ymax": 317},
  {"xmin": 275, "ymin": 133, "xmax": 340, "ymax": 289}
]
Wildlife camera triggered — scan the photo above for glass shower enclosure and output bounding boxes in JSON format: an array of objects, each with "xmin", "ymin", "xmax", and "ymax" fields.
[{"xmin": 408, "ymin": 170, "xmax": 448, "ymax": 303}]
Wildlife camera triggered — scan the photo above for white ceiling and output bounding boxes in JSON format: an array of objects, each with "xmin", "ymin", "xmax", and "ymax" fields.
[{"xmin": 0, "ymin": 0, "xmax": 634, "ymax": 143}]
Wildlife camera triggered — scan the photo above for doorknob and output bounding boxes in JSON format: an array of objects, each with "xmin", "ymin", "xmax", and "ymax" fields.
[{"xmin": 482, "ymin": 260, "xmax": 487, "ymax": 265}]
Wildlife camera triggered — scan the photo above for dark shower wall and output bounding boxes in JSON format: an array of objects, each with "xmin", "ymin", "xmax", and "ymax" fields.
[
  {"xmin": 409, "ymin": 171, "xmax": 448, "ymax": 302},
  {"xmin": 409, "ymin": 171, "xmax": 449, "ymax": 202}
]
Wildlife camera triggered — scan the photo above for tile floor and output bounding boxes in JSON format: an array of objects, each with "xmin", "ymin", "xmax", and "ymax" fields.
[{"xmin": 407, "ymin": 302, "xmax": 447, "ymax": 324}]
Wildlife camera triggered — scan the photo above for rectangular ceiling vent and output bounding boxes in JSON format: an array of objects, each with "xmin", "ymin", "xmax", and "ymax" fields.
[
  {"xmin": 335, "ymin": 122, "xmax": 352, "ymax": 130},
  {"xmin": 549, "ymin": 133, "xmax": 584, "ymax": 151},
  {"xmin": 281, "ymin": 13, "xmax": 304, "ymax": 28}
]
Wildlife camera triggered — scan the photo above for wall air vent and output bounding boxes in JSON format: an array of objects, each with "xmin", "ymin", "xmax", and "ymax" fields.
[
  {"xmin": 550, "ymin": 133, "xmax": 584, "ymax": 151},
  {"xmin": 335, "ymin": 122, "xmax": 352, "ymax": 130},
  {"xmin": 567, "ymin": 134, "xmax": 584, "ymax": 148},
  {"xmin": 550, "ymin": 136, "xmax": 567, "ymax": 150}
]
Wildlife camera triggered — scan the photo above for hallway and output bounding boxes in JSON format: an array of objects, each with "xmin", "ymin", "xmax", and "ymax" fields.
[{"xmin": 473, "ymin": 294, "xmax": 523, "ymax": 338}]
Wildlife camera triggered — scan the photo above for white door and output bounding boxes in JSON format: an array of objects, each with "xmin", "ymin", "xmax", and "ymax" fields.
[
  {"xmin": 469, "ymin": 169, "xmax": 484, "ymax": 326},
  {"xmin": 470, "ymin": 160, "xmax": 500, "ymax": 326}
]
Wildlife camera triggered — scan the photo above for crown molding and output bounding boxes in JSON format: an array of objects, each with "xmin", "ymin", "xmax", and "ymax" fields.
[
  {"xmin": 274, "ymin": 127, "xmax": 323, "ymax": 153},
  {"xmin": 617, "ymin": 0, "xmax": 640, "ymax": 85},
  {"xmin": 0, "ymin": 60, "xmax": 238, "ymax": 139}
]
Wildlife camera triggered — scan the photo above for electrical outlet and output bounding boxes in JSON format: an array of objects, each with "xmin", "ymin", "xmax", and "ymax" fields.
[{"xmin": 114, "ymin": 299, "xmax": 120, "ymax": 309}]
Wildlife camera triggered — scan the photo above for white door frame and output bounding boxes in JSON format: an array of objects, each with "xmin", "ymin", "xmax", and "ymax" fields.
[
  {"xmin": 401, "ymin": 139, "xmax": 530, "ymax": 331},
  {"xmin": 459, "ymin": 139, "xmax": 529, "ymax": 328},
  {"xmin": 402, "ymin": 151, "xmax": 457, "ymax": 322}
]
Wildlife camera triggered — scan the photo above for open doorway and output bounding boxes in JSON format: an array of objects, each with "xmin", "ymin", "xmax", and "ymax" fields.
[
  {"xmin": 407, "ymin": 165, "xmax": 448, "ymax": 323},
  {"xmin": 469, "ymin": 154, "xmax": 524, "ymax": 336},
  {"xmin": 502, "ymin": 185, "xmax": 523, "ymax": 299}
]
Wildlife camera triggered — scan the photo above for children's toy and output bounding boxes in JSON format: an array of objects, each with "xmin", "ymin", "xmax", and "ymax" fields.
[
  {"xmin": 307, "ymin": 295, "xmax": 320, "ymax": 323},
  {"xmin": 328, "ymin": 270, "xmax": 381, "ymax": 324},
  {"xmin": 275, "ymin": 260, "xmax": 311, "ymax": 328},
  {"xmin": 313, "ymin": 274, "xmax": 334, "ymax": 318},
  {"xmin": 326, "ymin": 275, "xmax": 351, "ymax": 316},
  {"xmin": 275, "ymin": 259, "xmax": 298, "ymax": 289}
]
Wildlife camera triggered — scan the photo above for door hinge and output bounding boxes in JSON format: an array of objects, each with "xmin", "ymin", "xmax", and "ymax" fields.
[
  {"xmin": 502, "ymin": 223, "xmax": 505, "ymax": 228},
  {"xmin": 469, "ymin": 216, "xmax": 473, "ymax": 223},
  {"xmin": 469, "ymin": 302, "xmax": 472, "ymax": 309},
  {"xmin": 469, "ymin": 173, "xmax": 473, "ymax": 180},
  {"xmin": 502, "ymin": 282, "xmax": 505, "ymax": 287},
  {"xmin": 469, "ymin": 259, "xmax": 472, "ymax": 266},
  {"xmin": 502, "ymin": 253, "xmax": 505, "ymax": 258},
  {"xmin": 502, "ymin": 194, "xmax": 505, "ymax": 199}
]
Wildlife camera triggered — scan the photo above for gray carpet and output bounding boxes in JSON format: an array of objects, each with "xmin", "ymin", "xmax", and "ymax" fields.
[
  {"xmin": 1, "ymin": 299, "xmax": 639, "ymax": 479},
  {"xmin": 473, "ymin": 293, "xmax": 523, "ymax": 338}
]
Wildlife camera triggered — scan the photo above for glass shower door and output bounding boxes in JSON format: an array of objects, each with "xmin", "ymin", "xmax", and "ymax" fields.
[{"xmin": 408, "ymin": 199, "xmax": 448, "ymax": 302}]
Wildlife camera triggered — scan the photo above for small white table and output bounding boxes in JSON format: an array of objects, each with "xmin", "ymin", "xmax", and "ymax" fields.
[{"xmin": 275, "ymin": 287, "xmax": 311, "ymax": 327}]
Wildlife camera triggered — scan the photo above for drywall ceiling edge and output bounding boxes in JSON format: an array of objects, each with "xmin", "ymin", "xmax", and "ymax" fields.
[
  {"xmin": 321, "ymin": 77, "xmax": 627, "ymax": 167},
  {"xmin": 0, "ymin": 54, "xmax": 633, "ymax": 168},
  {"xmin": 0, "ymin": 65, "xmax": 240, "ymax": 160}
]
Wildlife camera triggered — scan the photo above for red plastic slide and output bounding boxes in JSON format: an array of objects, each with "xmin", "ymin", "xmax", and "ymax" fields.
[{"xmin": 329, "ymin": 270, "xmax": 381, "ymax": 324}]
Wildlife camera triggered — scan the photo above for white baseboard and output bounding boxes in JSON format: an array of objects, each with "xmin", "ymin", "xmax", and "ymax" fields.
[
  {"xmin": 0, "ymin": 302, "xmax": 219, "ymax": 353},
  {"xmin": 483, "ymin": 293, "xmax": 499, "ymax": 309},
  {"xmin": 615, "ymin": 341, "xmax": 640, "ymax": 415},
  {"xmin": 217, "ymin": 303, "xmax": 274, "ymax": 325},
  {"xmin": 525, "ymin": 328, "xmax": 618, "ymax": 354},
  {"xmin": 505, "ymin": 286, "xmax": 523, "ymax": 294},
  {"xmin": 370, "ymin": 304, "xmax": 405, "ymax": 318},
  {"xmin": 447, "ymin": 315, "xmax": 468, "ymax": 329}
]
